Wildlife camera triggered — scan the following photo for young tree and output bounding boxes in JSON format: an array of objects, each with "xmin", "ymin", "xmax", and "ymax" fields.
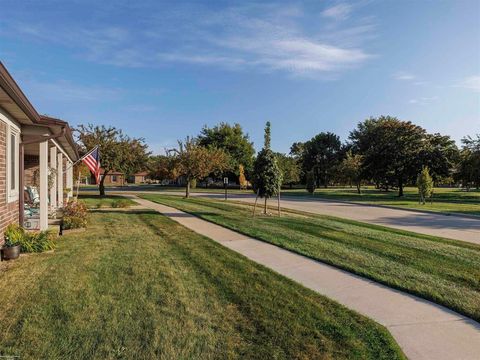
[
  {"xmin": 197, "ymin": 122, "xmax": 255, "ymax": 179},
  {"xmin": 417, "ymin": 166, "xmax": 434, "ymax": 204},
  {"xmin": 76, "ymin": 124, "xmax": 149, "ymax": 196},
  {"xmin": 252, "ymin": 122, "xmax": 282, "ymax": 215},
  {"xmin": 335, "ymin": 151, "xmax": 363, "ymax": 194},
  {"xmin": 175, "ymin": 137, "xmax": 230, "ymax": 198},
  {"xmin": 305, "ymin": 170, "xmax": 316, "ymax": 194},
  {"xmin": 238, "ymin": 164, "xmax": 248, "ymax": 190},
  {"xmin": 276, "ymin": 153, "xmax": 301, "ymax": 188},
  {"xmin": 301, "ymin": 132, "xmax": 342, "ymax": 188}
]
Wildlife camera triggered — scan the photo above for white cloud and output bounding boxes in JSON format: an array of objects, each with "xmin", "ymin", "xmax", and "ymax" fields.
[
  {"xmin": 321, "ymin": 4, "xmax": 353, "ymax": 20},
  {"xmin": 408, "ymin": 96, "xmax": 439, "ymax": 105},
  {"xmin": 2, "ymin": 2, "xmax": 375, "ymax": 76},
  {"xmin": 393, "ymin": 71, "xmax": 416, "ymax": 81},
  {"xmin": 456, "ymin": 75, "xmax": 480, "ymax": 92}
]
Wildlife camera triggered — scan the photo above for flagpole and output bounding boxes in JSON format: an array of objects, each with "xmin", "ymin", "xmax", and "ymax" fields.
[{"xmin": 63, "ymin": 146, "xmax": 98, "ymax": 174}]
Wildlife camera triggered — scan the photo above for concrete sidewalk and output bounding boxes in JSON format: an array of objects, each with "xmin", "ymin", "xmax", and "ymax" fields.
[{"xmin": 132, "ymin": 195, "xmax": 480, "ymax": 360}]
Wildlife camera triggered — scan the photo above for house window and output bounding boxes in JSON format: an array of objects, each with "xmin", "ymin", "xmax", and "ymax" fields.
[
  {"xmin": 112, "ymin": 175, "xmax": 117, "ymax": 182},
  {"xmin": 7, "ymin": 126, "xmax": 19, "ymax": 202}
]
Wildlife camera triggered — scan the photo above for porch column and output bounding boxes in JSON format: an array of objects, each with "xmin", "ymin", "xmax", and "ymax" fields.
[
  {"xmin": 49, "ymin": 146, "xmax": 57, "ymax": 209},
  {"xmin": 57, "ymin": 152, "xmax": 63, "ymax": 207},
  {"xmin": 66, "ymin": 160, "xmax": 73, "ymax": 199},
  {"xmin": 39, "ymin": 140, "xmax": 49, "ymax": 230}
]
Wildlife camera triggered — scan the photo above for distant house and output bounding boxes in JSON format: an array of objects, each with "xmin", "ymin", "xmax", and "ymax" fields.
[
  {"xmin": 127, "ymin": 171, "xmax": 150, "ymax": 184},
  {"xmin": 91, "ymin": 169, "xmax": 125, "ymax": 186}
]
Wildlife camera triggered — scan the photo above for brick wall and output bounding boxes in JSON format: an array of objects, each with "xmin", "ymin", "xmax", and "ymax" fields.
[
  {"xmin": 0, "ymin": 121, "xmax": 19, "ymax": 245},
  {"xmin": 24, "ymin": 154, "xmax": 39, "ymax": 186}
]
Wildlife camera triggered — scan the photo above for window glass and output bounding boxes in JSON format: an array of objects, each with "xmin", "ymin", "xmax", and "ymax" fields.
[{"xmin": 10, "ymin": 133, "xmax": 15, "ymax": 190}]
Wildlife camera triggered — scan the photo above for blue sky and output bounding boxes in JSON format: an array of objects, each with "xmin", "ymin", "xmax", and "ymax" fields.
[{"xmin": 1, "ymin": 0, "xmax": 479, "ymax": 154}]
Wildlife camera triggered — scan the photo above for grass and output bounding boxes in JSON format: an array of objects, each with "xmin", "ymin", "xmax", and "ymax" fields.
[
  {"xmin": 78, "ymin": 194, "xmax": 137, "ymax": 209},
  {"xmin": 280, "ymin": 186, "xmax": 480, "ymax": 217},
  {"xmin": 100, "ymin": 184, "xmax": 480, "ymax": 216},
  {"xmin": 0, "ymin": 210, "xmax": 404, "ymax": 359},
  {"xmin": 141, "ymin": 194, "xmax": 480, "ymax": 323}
]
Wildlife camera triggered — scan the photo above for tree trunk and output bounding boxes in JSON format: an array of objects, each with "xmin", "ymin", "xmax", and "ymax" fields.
[
  {"xmin": 277, "ymin": 186, "xmax": 281, "ymax": 217},
  {"xmin": 99, "ymin": 171, "xmax": 107, "ymax": 196},
  {"xmin": 253, "ymin": 190, "xmax": 259, "ymax": 217},
  {"xmin": 185, "ymin": 178, "xmax": 190, "ymax": 198},
  {"xmin": 356, "ymin": 182, "xmax": 361, "ymax": 194},
  {"xmin": 398, "ymin": 176, "xmax": 404, "ymax": 197},
  {"xmin": 264, "ymin": 197, "xmax": 267, "ymax": 214}
]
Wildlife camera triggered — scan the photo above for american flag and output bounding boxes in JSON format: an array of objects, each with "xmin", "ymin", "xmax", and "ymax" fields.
[{"xmin": 82, "ymin": 147, "xmax": 101, "ymax": 184}]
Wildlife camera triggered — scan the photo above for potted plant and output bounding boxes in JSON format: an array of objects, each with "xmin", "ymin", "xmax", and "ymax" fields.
[{"xmin": 2, "ymin": 224, "xmax": 24, "ymax": 260}]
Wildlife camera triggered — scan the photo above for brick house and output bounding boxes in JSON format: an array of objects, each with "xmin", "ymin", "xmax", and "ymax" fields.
[
  {"xmin": 0, "ymin": 62, "xmax": 78, "ymax": 243},
  {"xmin": 127, "ymin": 171, "xmax": 150, "ymax": 184},
  {"xmin": 97, "ymin": 169, "xmax": 125, "ymax": 185}
]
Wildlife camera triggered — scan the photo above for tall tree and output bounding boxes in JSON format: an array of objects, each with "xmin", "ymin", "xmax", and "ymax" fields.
[
  {"xmin": 456, "ymin": 134, "xmax": 480, "ymax": 190},
  {"xmin": 175, "ymin": 137, "xmax": 231, "ymax": 198},
  {"xmin": 76, "ymin": 124, "xmax": 149, "ymax": 196},
  {"xmin": 148, "ymin": 155, "xmax": 179, "ymax": 183},
  {"xmin": 289, "ymin": 142, "xmax": 304, "ymax": 158},
  {"xmin": 418, "ymin": 133, "xmax": 459, "ymax": 182},
  {"xmin": 301, "ymin": 132, "xmax": 342, "ymax": 188},
  {"xmin": 276, "ymin": 153, "xmax": 301, "ymax": 189},
  {"xmin": 252, "ymin": 122, "xmax": 282, "ymax": 214},
  {"xmin": 335, "ymin": 151, "xmax": 363, "ymax": 194},
  {"xmin": 197, "ymin": 122, "xmax": 255, "ymax": 181},
  {"xmin": 349, "ymin": 116, "xmax": 426, "ymax": 196}
]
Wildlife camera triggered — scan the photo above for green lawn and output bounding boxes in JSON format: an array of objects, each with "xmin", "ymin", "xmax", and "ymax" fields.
[
  {"xmin": 78, "ymin": 194, "xmax": 137, "ymax": 209},
  {"xmin": 104, "ymin": 184, "xmax": 480, "ymax": 216},
  {"xmin": 0, "ymin": 210, "xmax": 404, "ymax": 359},
  {"xmin": 141, "ymin": 194, "xmax": 480, "ymax": 323},
  {"xmin": 280, "ymin": 186, "xmax": 480, "ymax": 216}
]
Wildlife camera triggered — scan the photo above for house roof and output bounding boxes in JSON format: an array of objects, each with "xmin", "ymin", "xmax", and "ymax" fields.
[
  {"xmin": 134, "ymin": 171, "xmax": 149, "ymax": 176},
  {"xmin": 0, "ymin": 62, "xmax": 79, "ymax": 161},
  {"xmin": 99, "ymin": 168, "xmax": 124, "ymax": 175}
]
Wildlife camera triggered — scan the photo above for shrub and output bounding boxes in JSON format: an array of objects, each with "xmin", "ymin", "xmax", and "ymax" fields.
[
  {"xmin": 4, "ymin": 223, "xmax": 56, "ymax": 252},
  {"xmin": 20, "ymin": 230, "xmax": 57, "ymax": 253},
  {"xmin": 306, "ymin": 170, "xmax": 316, "ymax": 194},
  {"xmin": 4, "ymin": 223, "xmax": 24, "ymax": 247},
  {"xmin": 63, "ymin": 201, "xmax": 88, "ymax": 229},
  {"xmin": 117, "ymin": 199, "xmax": 130, "ymax": 208}
]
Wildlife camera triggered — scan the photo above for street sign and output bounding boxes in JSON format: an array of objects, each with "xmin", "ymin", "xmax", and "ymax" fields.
[{"xmin": 223, "ymin": 177, "xmax": 228, "ymax": 184}]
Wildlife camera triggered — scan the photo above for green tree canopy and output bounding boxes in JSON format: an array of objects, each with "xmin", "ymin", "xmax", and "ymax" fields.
[
  {"xmin": 276, "ymin": 153, "xmax": 301, "ymax": 188},
  {"xmin": 417, "ymin": 166, "xmax": 434, "ymax": 204},
  {"xmin": 300, "ymin": 132, "xmax": 342, "ymax": 188},
  {"xmin": 349, "ymin": 116, "xmax": 426, "ymax": 196},
  {"xmin": 76, "ymin": 124, "xmax": 149, "ymax": 196},
  {"xmin": 252, "ymin": 122, "xmax": 282, "ymax": 213},
  {"xmin": 197, "ymin": 122, "xmax": 255, "ymax": 179},
  {"xmin": 148, "ymin": 155, "xmax": 179, "ymax": 182},
  {"xmin": 456, "ymin": 134, "xmax": 480, "ymax": 190},
  {"xmin": 175, "ymin": 137, "xmax": 231, "ymax": 197},
  {"xmin": 335, "ymin": 151, "xmax": 363, "ymax": 194}
]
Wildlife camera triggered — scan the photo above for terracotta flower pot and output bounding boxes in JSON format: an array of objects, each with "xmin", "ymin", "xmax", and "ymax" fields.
[{"xmin": 2, "ymin": 244, "xmax": 21, "ymax": 260}]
